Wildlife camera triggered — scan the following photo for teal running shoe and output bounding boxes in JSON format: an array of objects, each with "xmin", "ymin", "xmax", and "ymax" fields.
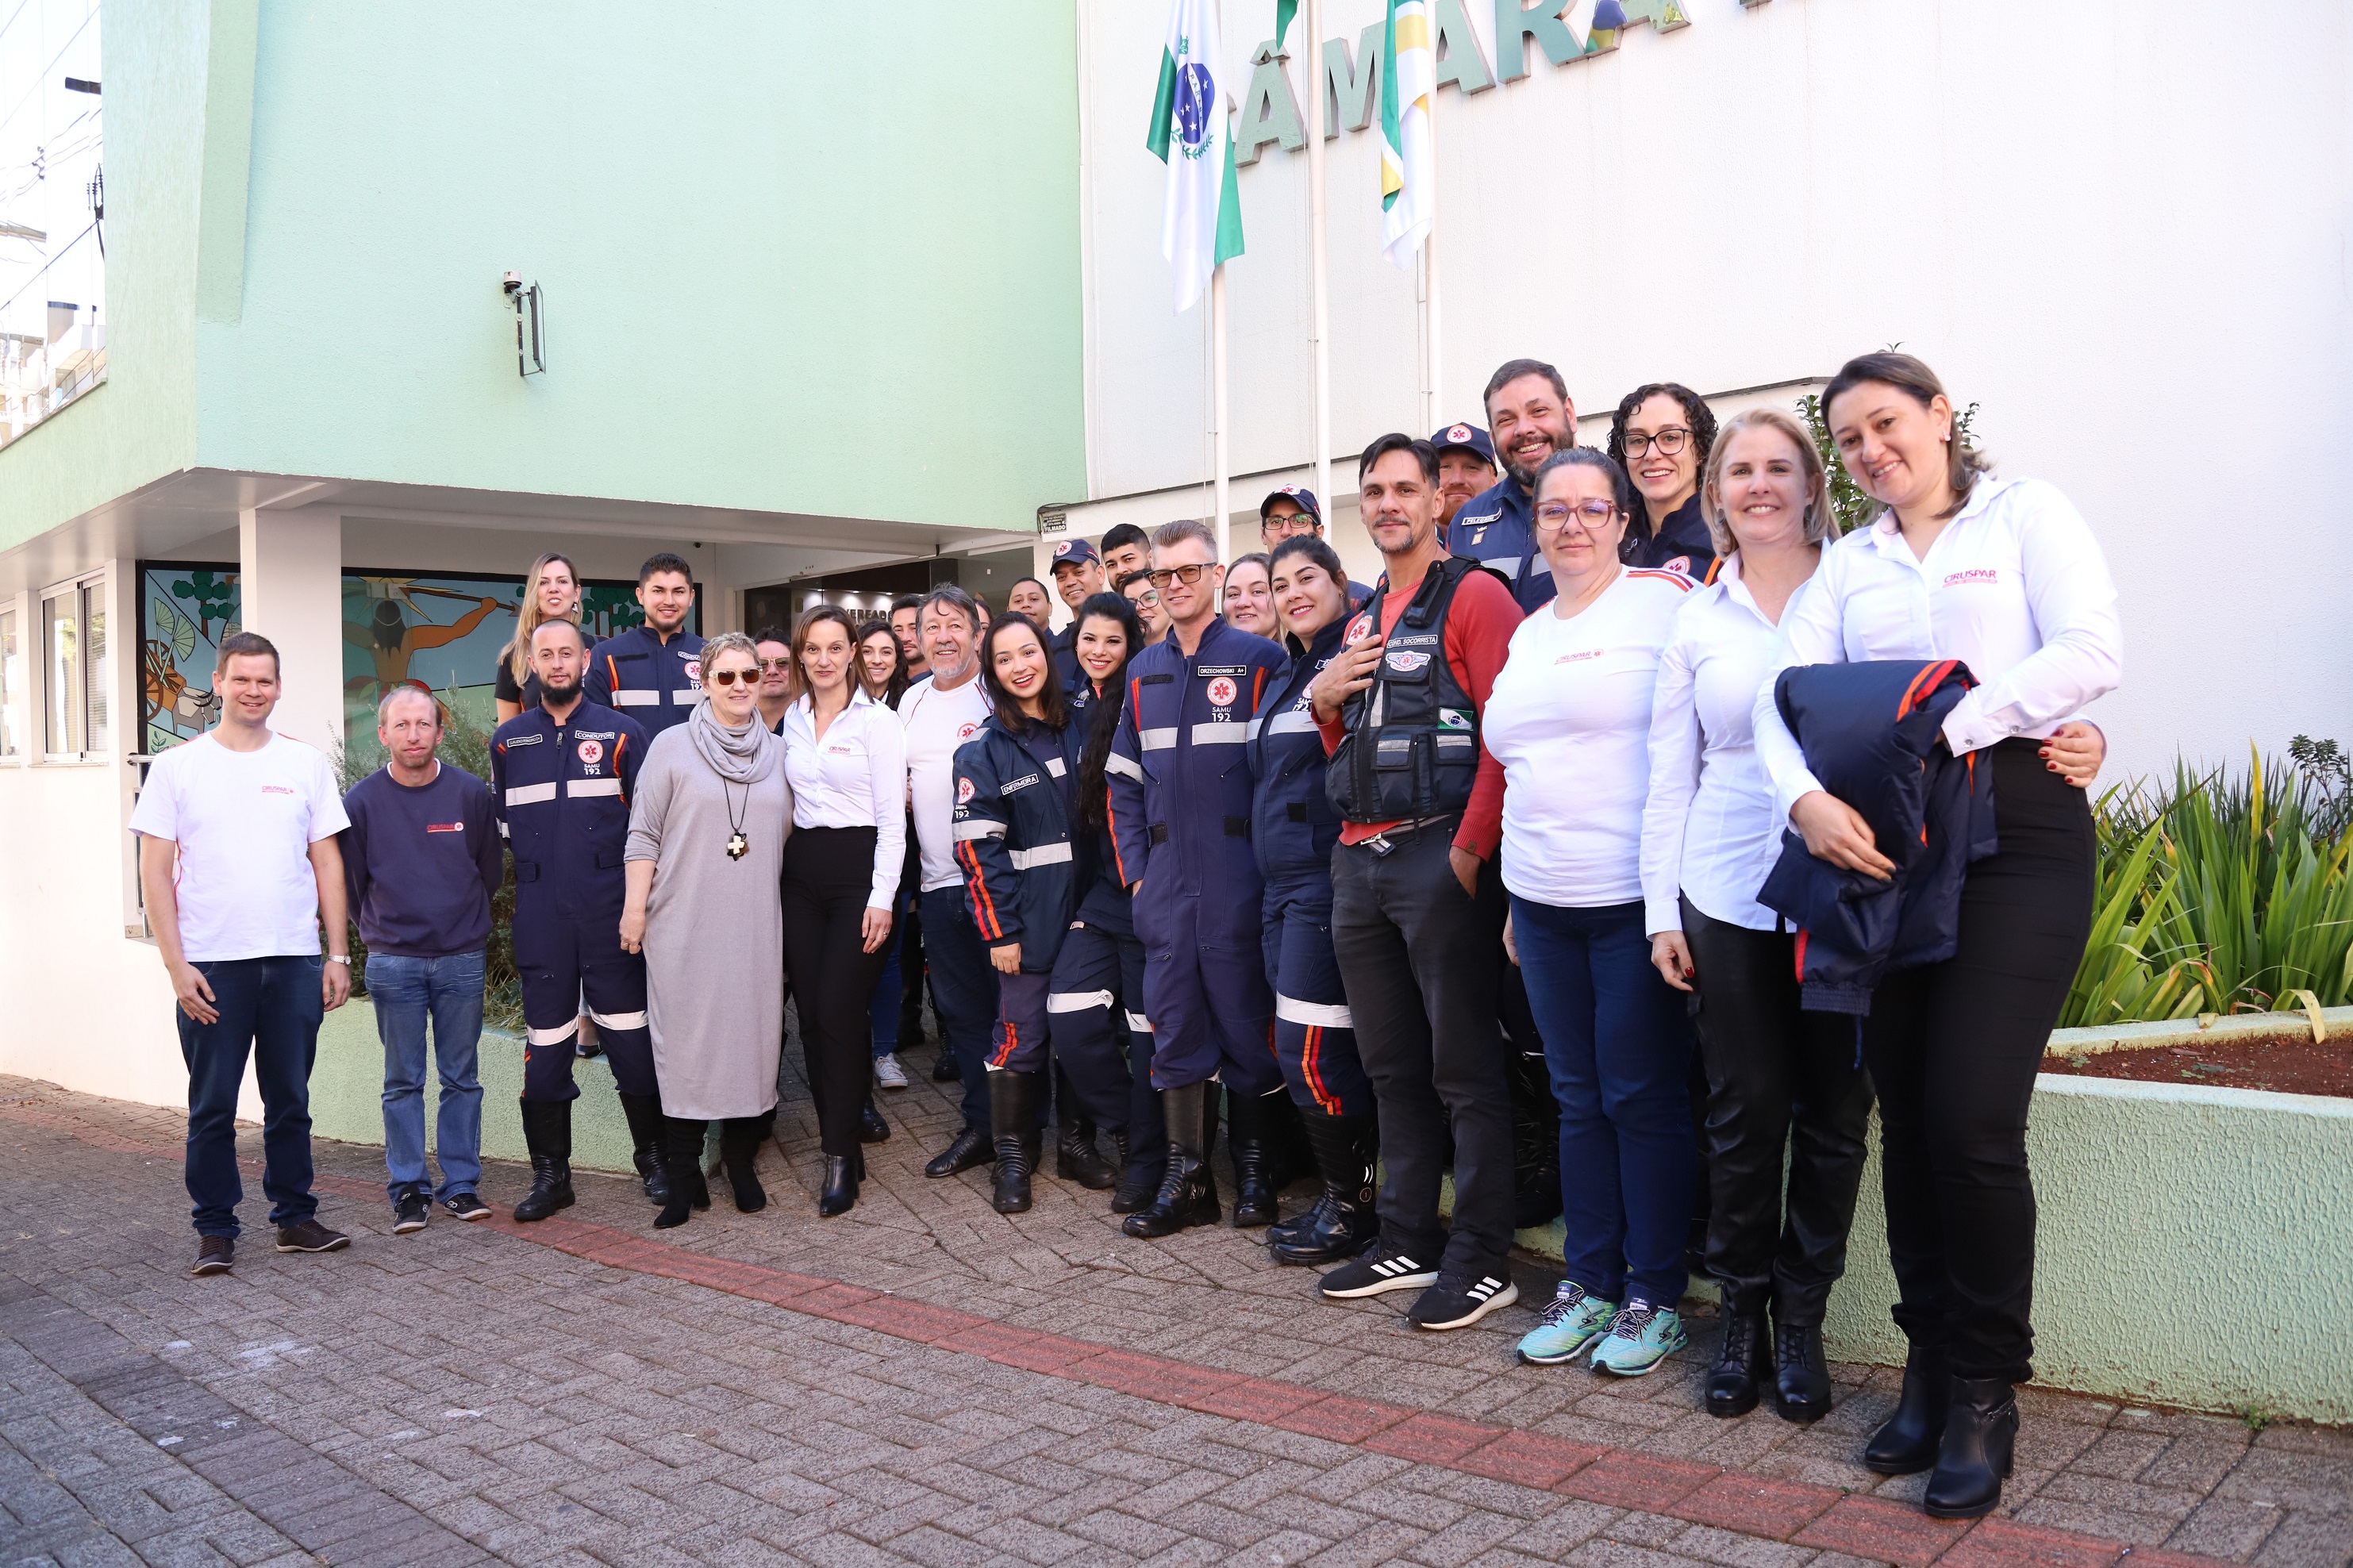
[
  {"xmin": 1515, "ymin": 1281, "xmax": 1617, "ymax": 1366},
  {"xmin": 1590, "ymin": 1300, "xmax": 1688, "ymax": 1377}
]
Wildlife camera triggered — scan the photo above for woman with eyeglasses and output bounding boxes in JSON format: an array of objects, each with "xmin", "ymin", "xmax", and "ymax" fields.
[
  {"xmin": 620, "ymin": 633, "xmax": 793, "ymax": 1228},
  {"xmin": 1118, "ymin": 570, "xmax": 1170, "ymax": 644},
  {"xmin": 1221, "ymin": 552, "xmax": 1279, "ymax": 640},
  {"xmin": 1755, "ymin": 352, "xmax": 2117, "ymax": 1519},
  {"xmin": 778, "ymin": 605, "xmax": 909, "ymax": 1217},
  {"xmin": 1607, "ymin": 383, "xmax": 1720, "ymax": 577},
  {"xmin": 1482, "ymin": 448, "xmax": 1701, "ymax": 1379},
  {"xmin": 497, "ymin": 552, "xmax": 582, "ymax": 722}
]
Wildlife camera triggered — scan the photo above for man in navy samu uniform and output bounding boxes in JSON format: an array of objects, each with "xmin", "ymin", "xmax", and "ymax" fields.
[
  {"xmin": 1107, "ymin": 520, "xmax": 1288, "ymax": 1240},
  {"xmin": 584, "ymin": 551, "xmax": 706, "ymax": 740},
  {"xmin": 490, "ymin": 621, "xmax": 662, "ymax": 1223}
]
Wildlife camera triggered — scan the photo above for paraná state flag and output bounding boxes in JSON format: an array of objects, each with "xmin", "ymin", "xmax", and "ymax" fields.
[
  {"xmin": 1378, "ymin": 0, "xmax": 1435, "ymax": 269},
  {"xmin": 1147, "ymin": 0, "xmax": 1244, "ymax": 312}
]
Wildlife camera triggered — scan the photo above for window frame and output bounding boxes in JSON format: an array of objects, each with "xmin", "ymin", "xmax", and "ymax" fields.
[
  {"xmin": 38, "ymin": 567, "xmax": 110, "ymax": 763},
  {"xmin": 0, "ymin": 598, "xmax": 21, "ymax": 763}
]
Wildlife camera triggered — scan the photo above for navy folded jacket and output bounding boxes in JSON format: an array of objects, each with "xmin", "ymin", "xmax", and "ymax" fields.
[{"xmin": 1756, "ymin": 659, "xmax": 2000, "ymax": 1014}]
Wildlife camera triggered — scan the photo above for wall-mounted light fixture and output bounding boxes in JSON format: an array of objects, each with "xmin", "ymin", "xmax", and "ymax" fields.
[{"xmin": 501, "ymin": 271, "xmax": 545, "ymax": 378}]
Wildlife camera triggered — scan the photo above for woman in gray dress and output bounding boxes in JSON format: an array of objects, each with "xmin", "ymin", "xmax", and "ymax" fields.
[{"xmin": 620, "ymin": 632, "xmax": 794, "ymax": 1228}]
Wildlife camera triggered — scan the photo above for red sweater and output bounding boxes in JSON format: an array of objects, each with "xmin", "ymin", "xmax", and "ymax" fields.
[{"xmin": 1318, "ymin": 564, "xmax": 1521, "ymax": 861}]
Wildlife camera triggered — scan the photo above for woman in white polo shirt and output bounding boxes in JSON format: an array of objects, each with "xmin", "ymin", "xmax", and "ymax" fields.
[
  {"xmin": 1482, "ymin": 448, "xmax": 1699, "ymax": 1381},
  {"xmin": 1754, "ymin": 352, "xmax": 2120, "ymax": 1520},
  {"xmin": 779, "ymin": 605, "xmax": 909, "ymax": 1218}
]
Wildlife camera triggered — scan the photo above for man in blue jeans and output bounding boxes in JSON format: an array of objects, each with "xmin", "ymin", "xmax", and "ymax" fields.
[
  {"xmin": 342, "ymin": 685, "xmax": 506, "ymax": 1232},
  {"xmin": 132, "ymin": 632, "xmax": 356, "ymax": 1277}
]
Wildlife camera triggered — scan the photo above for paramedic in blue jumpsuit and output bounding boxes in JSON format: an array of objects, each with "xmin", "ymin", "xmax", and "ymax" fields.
[
  {"xmin": 1048, "ymin": 593, "xmax": 1159, "ymax": 1209},
  {"xmin": 491, "ymin": 619, "xmax": 663, "ymax": 1221},
  {"xmin": 1250, "ymin": 535, "xmax": 1381, "ymax": 1266},
  {"xmin": 586, "ymin": 551, "xmax": 706, "ymax": 740},
  {"xmin": 1445, "ymin": 359, "xmax": 1579, "ymax": 614},
  {"xmin": 1107, "ymin": 519, "xmax": 1288, "ymax": 1239}
]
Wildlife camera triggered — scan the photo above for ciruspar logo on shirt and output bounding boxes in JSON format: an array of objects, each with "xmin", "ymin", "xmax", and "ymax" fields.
[
  {"xmin": 577, "ymin": 738, "xmax": 604, "ymax": 766},
  {"xmin": 1206, "ymin": 676, "xmax": 1237, "ymax": 706},
  {"xmin": 1944, "ymin": 568, "xmax": 1999, "ymax": 587}
]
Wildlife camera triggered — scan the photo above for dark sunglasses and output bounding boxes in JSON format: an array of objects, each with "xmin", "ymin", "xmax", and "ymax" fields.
[{"xmin": 706, "ymin": 668, "xmax": 759, "ymax": 687}]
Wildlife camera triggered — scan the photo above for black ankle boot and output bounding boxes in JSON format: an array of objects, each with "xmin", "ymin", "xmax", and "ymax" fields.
[
  {"xmin": 653, "ymin": 1117, "xmax": 711, "ymax": 1229},
  {"xmin": 1773, "ymin": 1316, "xmax": 1833, "ymax": 1424},
  {"xmin": 720, "ymin": 1117, "xmax": 767, "ymax": 1213},
  {"xmin": 1226, "ymin": 1090, "xmax": 1278, "ymax": 1228},
  {"xmin": 512, "ymin": 1100, "xmax": 575, "ymax": 1222},
  {"xmin": 1864, "ymin": 1344, "xmax": 1951, "ymax": 1474},
  {"xmin": 1924, "ymin": 1378, "xmax": 2017, "ymax": 1519},
  {"xmin": 1056, "ymin": 1118, "xmax": 1117, "ymax": 1189},
  {"xmin": 1268, "ymin": 1110, "xmax": 1379, "ymax": 1266},
  {"xmin": 1706, "ymin": 1312, "xmax": 1771, "ymax": 1418},
  {"xmin": 1111, "ymin": 1127, "xmax": 1160, "ymax": 1213},
  {"xmin": 818, "ymin": 1154, "xmax": 859, "ymax": 1216},
  {"xmin": 989, "ymin": 1070, "xmax": 1044, "ymax": 1214},
  {"xmin": 616, "ymin": 1092, "xmax": 672, "ymax": 1206},
  {"xmin": 1122, "ymin": 1083, "xmax": 1221, "ymax": 1238}
]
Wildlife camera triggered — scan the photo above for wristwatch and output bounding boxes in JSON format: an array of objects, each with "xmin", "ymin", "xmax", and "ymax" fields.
[{"xmin": 327, "ymin": 955, "xmax": 352, "ymax": 965}]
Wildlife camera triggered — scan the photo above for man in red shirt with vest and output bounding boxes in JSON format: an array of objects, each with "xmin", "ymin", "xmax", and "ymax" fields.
[{"xmin": 1307, "ymin": 432, "xmax": 1527, "ymax": 1332}]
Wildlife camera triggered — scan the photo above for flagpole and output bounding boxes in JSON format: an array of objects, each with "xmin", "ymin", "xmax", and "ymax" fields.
[
  {"xmin": 1421, "ymin": 75, "xmax": 1440, "ymax": 433},
  {"xmin": 1213, "ymin": 262, "xmax": 1232, "ymax": 563},
  {"xmin": 1305, "ymin": 0, "xmax": 1332, "ymax": 508}
]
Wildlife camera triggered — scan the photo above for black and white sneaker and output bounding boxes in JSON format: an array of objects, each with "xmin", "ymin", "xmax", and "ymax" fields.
[
  {"xmin": 390, "ymin": 1189, "xmax": 429, "ymax": 1235},
  {"xmin": 440, "ymin": 1191, "xmax": 492, "ymax": 1222},
  {"xmin": 1407, "ymin": 1271, "xmax": 1520, "ymax": 1331},
  {"xmin": 1319, "ymin": 1241, "xmax": 1441, "ymax": 1300}
]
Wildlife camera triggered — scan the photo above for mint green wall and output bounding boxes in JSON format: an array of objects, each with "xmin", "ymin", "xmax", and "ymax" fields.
[{"xmin": 194, "ymin": 2, "xmax": 1085, "ymax": 528}]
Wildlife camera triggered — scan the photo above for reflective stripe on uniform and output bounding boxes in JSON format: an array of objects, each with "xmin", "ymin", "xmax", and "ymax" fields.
[
  {"xmin": 609, "ymin": 690, "xmax": 661, "ymax": 706},
  {"xmin": 1191, "ymin": 721, "xmax": 1247, "ymax": 746},
  {"xmin": 587, "ymin": 1008, "xmax": 648, "ymax": 1030},
  {"xmin": 1276, "ymin": 993, "xmax": 1355, "ymax": 1029},
  {"xmin": 1265, "ymin": 709, "xmax": 1318, "ymax": 736},
  {"xmin": 1008, "ymin": 842, "xmax": 1073, "ymax": 870},
  {"xmin": 1105, "ymin": 752, "xmax": 1144, "ymax": 778},
  {"xmin": 671, "ymin": 688, "xmax": 699, "ymax": 703},
  {"xmin": 952, "ymin": 820, "xmax": 1005, "ymax": 840},
  {"xmin": 1138, "ymin": 727, "xmax": 1178, "ymax": 751},
  {"xmin": 525, "ymin": 1022, "xmax": 576, "ymax": 1047},
  {"xmin": 1046, "ymin": 989, "xmax": 1115, "ymax": 1013},
  {"xmin": 1125, "ymin": 1011, "xmax": 1152, "ymax": 1032},
  {"xmin": 505, "ymin": 782, "xmax": 558, "ymax": 807},
  {"xmin": 568, "ymin": 778, "xmax": 621, "ymax": 797},
  {"xmin": 1044, "ymin": 757, "xmax": 1066, "ymax": 777}
]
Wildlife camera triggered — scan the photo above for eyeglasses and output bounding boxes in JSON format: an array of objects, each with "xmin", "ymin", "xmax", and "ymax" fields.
[
  {"xmin": 1147, "ymin": 563, "xmax": 1212, "ymax": 589},
  {"xmin": 755, "ymin": 657, "xmax": 793, "ymax": 672},
  {"xmin": 1621, "ymin": 427, "xmax": 1692, "ymax": 459},
  {"xmin": 1262, "ymin": 514, "xmax": 1319, "ymax": 537},
  {"xmin": 1533, "ymin": 499, "xmax": 1621, "ymax": 534},
  {"xmin": 1128, "ymin": 588, "xmax": 1161, "ymax": 606},
  {"xmin": 706, "ymin": 668, "xmax": 759, "ymax": 687}
]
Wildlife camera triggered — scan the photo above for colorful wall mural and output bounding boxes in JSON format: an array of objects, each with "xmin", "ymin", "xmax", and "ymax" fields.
[{"xmin": 139, "ymin": 563, "xmax": 693, "ymax": 755}]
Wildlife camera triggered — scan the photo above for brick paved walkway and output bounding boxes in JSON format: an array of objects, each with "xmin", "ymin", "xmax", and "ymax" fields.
[{"xmin": 3, "ymin": 1055, "xmax": 2347, "ymax": 1568}]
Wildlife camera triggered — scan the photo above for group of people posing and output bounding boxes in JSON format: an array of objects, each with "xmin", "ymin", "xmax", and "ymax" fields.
[{"xmin": 136, "ymin": 351, "xmax": 2120, "ymax": 1524}]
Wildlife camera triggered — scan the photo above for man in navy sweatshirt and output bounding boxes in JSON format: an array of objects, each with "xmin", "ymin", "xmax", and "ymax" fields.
[{"xmin": 342, "ymin": 685, "xmax": 505, "ymax": 1233}]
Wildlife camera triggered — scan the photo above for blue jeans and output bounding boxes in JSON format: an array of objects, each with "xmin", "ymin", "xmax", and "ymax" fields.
[
  {"xmin": 177, "ymin": 955, "xmax": 325, "ymax": 1239},
  {"xmin": 868, "ymin": 889, "xmax": 912, "ymax": 1056},
  {"xmin": 920, "ymin": 885, "xmax": 998, "ymax": 1131},
  {"xmin": 1511, "ymin": 896, "xmax": 1697, "ymax": 1309},
  {"xmin": 368, "ymin": 950, "xmax": 486, "ymax": 1201}
]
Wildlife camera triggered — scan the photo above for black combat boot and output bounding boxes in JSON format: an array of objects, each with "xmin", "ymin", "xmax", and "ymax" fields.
[
  {"xmin": 1773, "ymin": 1314, "xmax": 1834, "ymax": 1424},
  {"xmin": 512, "ymin": 1100, "xmax": 575, "ymax": 1222},
  {"xmin": 989, "ymin": 1070, "xmax": 1044, "ymax": 1213},
  {"xmin": 616, "ymin": 1091, "xmax": 671, "ymax": 1205},
  {"xmin": 1705, "ymin": 1308, "xmax": 1771, "ymax": 1418},
  {"xmin": 1227, "ymin": 1089, "xmax": 1280, "ymax": 1228},
  {"xmin": 1056, "ymin": 1116, "xmax": 1118, "ymax": 1189},
  {"xmin": 1923, "ymin": 1378, "xmax": 2017, "ymax": 1520},
  {"xmin": 1121, "ymin": 1082, "xmax": 1221, "ymax": 1238},
  {"xmin": 653, "ymin": 1117, "xmax": 711, "ymax": 1229},
  {"xmin": 1267, "ymin": 1110, "xmax": 1379, "ymax": 1265},
  {"xmin": 1111, "ymin": 1125, "xmax": 1160, "ymax": 1213},
  {"xmin": 1863, "ymin": 1343, "xmax": 1951, "ymax": 1474}
]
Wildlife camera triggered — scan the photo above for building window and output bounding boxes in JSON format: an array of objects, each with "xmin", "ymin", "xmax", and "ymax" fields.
[
  {"xmin": 40, "ymin": 573, "xmax": 106, "ymax": 759},
  {"xmin": 0, "ymin": 605, "xmax": 20, "ymax": 758}
]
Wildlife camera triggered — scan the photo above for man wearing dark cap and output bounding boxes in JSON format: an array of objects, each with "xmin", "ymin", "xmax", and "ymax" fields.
[
  {"xmin": 1047, "ymin": 537, "xmax": 1107, "ymax": 688},
  {"xmin": 1432, "ymin": 424, "xmax": 1498, "ymax": 530},
  {"xmin": 1263, "ymin": 488, "xmax": 1374, "ymax": 602}
]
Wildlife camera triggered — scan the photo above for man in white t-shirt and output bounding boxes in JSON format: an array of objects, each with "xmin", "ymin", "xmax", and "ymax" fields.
[
  {"xmin": 129, "ymin": 632, "xmax": 355, "ymax": 1278},
  {"xmin": 898, "ymin": 585, "xmax": 999, "ymax": 1177}
]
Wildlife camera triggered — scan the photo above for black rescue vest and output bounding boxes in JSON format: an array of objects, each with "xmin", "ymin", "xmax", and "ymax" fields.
[{"xmin": 1327, "ymin": 555, "xmax": 1497, "ymax": 824}]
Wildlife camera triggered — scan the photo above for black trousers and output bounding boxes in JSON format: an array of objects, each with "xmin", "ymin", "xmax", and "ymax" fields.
[
  {"xmin": 1863, "ymin": 740, "xmax": 2094, "ymax": 1384},
  {"xmin": 1683, "ymin": 897, "xmax": 1873, "ymax": 1324},
  {"xmin": 782, "ymin": 826, "xmax": 893, "ymax": 1159},
  {"xmin": 1332, "ymin": 823, "xmax": 1513, "ymax": 1274}
]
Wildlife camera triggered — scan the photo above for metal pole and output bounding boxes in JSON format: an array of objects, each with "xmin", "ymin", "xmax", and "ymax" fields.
[
  {"xmin": 1421, "ymin": 78, "xmax": 1440, "ymax": 433},
  {"xmin": 1213, "ymin": 263, "xmax": 1232, "ymax": 563},
  {"xmin": 1306, "ymin": 0, "xmax": 1332, "ymax": 508}
]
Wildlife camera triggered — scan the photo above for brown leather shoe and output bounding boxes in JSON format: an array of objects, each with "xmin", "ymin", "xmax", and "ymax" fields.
[
  {"xmin": 273, "ymin": 1219, "xmax": 350, "ymax": 1254},
  {"xmin": 190, "ymin": 1236, "xmax": 234, "ymax": 1276}
]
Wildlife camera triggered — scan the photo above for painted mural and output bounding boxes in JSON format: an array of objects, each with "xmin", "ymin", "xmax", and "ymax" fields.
[{"xmin": 139, "ymin": 563, "xmax": 684, "ymax": 755}]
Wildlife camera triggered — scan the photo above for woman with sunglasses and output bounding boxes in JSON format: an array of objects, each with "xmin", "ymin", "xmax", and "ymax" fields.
[
  {"xmin": 1606, "ymin": 383, "xmax": 1721, "ymax": 577},
  {"xmin": 620, "ymin": 633, "xmax": 793, "ymax": 1228},
  {"xmin": 1484, "ymin": 449, "xmax": 1701, "ymax": 1379},
  {"xmin": 779, "ymin": 605, "xmax": 909, "ymax": 1216}
]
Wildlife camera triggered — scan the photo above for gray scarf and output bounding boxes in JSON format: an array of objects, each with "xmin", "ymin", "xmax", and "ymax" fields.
[{"xmin": 687, "ymin": 699, "xmax": 778, "ymax": 785}]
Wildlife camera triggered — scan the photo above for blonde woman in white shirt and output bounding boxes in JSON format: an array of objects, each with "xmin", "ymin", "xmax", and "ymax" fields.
[
  {"xmin": 1753, "ymin": 353, "xmax": 2119, "ymax": 1520},
  {"xmin": 779, "ymin": 605, "xmax": 910, "ymax": 1216}
]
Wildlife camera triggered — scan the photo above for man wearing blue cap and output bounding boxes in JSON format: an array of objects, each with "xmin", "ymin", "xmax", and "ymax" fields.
[
  {"xmin": 1262, "ymin": 488, "xmax": 1374, "ymax": 602},
  {"xmin": 1432, "ymin": 423, "xmax": 1498, "ymax": 531},
  {"xmin": 1047, "ymin": 536, "xmax": 1107, "ymax": 689}
]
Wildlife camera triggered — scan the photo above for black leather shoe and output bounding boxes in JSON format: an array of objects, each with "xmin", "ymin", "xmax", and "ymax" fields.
[
  {"xmin": 1773, "ymin": 1317, "xmax": 1833, "ymax": 1424},
  {"xmin": 720, "ymin": 1118, "xmax": 767, "ymax": 1213},
  {"xmin": 617, "ymin": 1091, "xmax": 672, "ymax": 1206},
  {"xmin": 859, "ymin": 1096, "xmax": 891, "ymax": 1143},
  {"xmin": 513, "ymin": 1100, "xmax": 575, "ymax": 1222},
  {"xmin": 990, "ymin": 1070, "xmax": 1043, "ymax": 1214},
  {"xmin": 1111, "ymin": 1134, "xmax": 1159, "ymax": 1213},
  {"xmin": 653, "ymin": 1116, "xmax": 711, "ymax": 1229},
  {"xmin": 1267, "ymin": 1110, "xmax": 1379, "ymax": 1266},
  {"xmin": 1122, "ymin": 1082, "xmax": 1221, "ymax": 1238},
  {"xmin": 1227, "ymin": 1090, "xmax": 1278, "ymax": 1228},
  {"xmin": 1705, "ymin": 1312, "xmax": 1770, "ymax": 1418},
  {"xmin": 818, "ymin": 1154, "xmax": 860, "ymax": 1217},
  {"xmin": 1864, "ymin": 1345, "xmax": 1951, "ymax": 1474},
  {"xmin": 931, "ymin": 1048, "xmax": 962, "ymax": 1082},
  {"xmin": 924, "ymin": 1124, "xmax": 991, "ymax": 1178},
  {"xmin": 1055, "ymin": 1121, "xmax": 1118, "ymax": 1189},
  {"xmin": 1924, "ymin": 1378, "xmax": 2017, "ymax": 1520}
]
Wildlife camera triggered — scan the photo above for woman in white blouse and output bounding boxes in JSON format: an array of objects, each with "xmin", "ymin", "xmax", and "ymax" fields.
[
  {"xmin": 1753, "ymin": 353, "xmax": 2120, "ymax": 1520},
  {"xmin": 779, "ymin": 606, "xmax": 909, "ymax": 1218}
]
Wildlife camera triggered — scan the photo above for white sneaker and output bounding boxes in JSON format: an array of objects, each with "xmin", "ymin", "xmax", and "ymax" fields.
[{"xmin": 875, "ymin": 1054, "xmax": 909, "ymax": 1090}]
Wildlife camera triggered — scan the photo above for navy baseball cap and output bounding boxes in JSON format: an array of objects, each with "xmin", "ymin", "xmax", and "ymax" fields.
[
  {"xmin": 1432, "ymin": 422, "xmax": 1496, "ymax": 465},
  {"xmin": 1048, "ymin": 537, "xmax": 1101, "ymax": 571},
  {"xmin": 1259, "ymin": 485, "xmax": 1322, "ymax": 522}
]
